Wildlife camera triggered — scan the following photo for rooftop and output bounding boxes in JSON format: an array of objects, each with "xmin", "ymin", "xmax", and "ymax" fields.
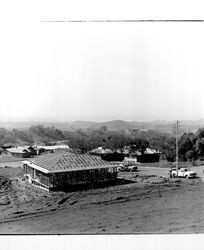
[
  {"xmin": 145, "ymin": 148, "xmax": 160, "ymax": 154},
  {"xmin": 37, "ymin": 145, "xmax": 69, "ymax": 150},
  {"xmin": 7, "ymin": 147, "xmax": 30, "ymax": 154},
  {"xmin": 24, "ymin": 152, "xmax": 114, "ymax": 173}
]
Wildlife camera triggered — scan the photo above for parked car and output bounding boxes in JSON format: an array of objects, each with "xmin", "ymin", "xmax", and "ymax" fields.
[
  {"xmin": 119, "ymin": 165, "xmax": 129, "ymax": 172},
  {"xmin": 127, "ymin": 165, "xmax": 138, "ymax": 172},
  {"xmin": 117, "ymin": 164, "xmax": 124, "ymax": 172},
  {"xmin": 120, "ymin": 165, "xmax": 138, "ymax": 172},
  {"xmin": 169, "ymin": 168, "xmax": 197, "ymax": 179},
  {"xmin": 123, "ymin": 158, "xmax": 138, "ymax": 166}
]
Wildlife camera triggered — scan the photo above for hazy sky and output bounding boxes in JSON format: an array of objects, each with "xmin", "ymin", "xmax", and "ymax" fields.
[{"xmin": 1, "ymin": 1, "xmax": 204, "ymax": 122}]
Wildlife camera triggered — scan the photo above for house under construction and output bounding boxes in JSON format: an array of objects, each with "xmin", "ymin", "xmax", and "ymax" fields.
[{"xmin": 23, "ymin": 152, "xmax": 117, "ymax": 190}]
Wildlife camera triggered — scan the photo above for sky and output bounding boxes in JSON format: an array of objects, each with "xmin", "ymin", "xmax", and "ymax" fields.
[{"xmin": 1, "ymin": 1, "xmax": 204, "ymax": 122}]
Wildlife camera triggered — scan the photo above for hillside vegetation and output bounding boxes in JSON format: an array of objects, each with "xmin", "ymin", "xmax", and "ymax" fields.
[
  {"xmin": 1, "ymin": 125, "xmax": 204, "ymax": 163},
  {"xmin": 0, "ymin": 126, "xmax": 64, "ymax": 145}
]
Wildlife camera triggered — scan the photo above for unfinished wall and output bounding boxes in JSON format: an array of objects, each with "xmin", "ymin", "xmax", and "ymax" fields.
[{"xmin": 49, "ymin": 167, "xmax": 117, "ymax": 188}]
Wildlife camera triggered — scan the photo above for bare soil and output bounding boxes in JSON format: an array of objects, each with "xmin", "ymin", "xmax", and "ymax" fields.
[{"xmin": 0, "ymin": 166, "xmax": 203, "ymax": 234}]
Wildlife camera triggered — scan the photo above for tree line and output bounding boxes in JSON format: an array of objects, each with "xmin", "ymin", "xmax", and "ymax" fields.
[{"xmin": 1, "ymin": 125, "xmax": 204, "ymax": 162}]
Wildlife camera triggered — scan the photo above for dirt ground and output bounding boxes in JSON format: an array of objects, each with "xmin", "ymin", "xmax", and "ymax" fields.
[{"xmin": 0, "ymin": 165, "xmax": 203, "ymax": 234}]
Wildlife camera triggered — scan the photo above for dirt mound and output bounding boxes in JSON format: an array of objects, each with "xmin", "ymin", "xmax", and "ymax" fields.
[
  {"xmin": 0, "ymin": 176, "xmax": 12, "ymax": 205},
  {"xmin": 0, "ymin": 175, "xmax": 10, "ymax": 187}
]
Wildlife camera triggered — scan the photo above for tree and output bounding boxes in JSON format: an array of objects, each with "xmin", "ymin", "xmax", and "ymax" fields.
[
  {"xmin": 68, "ymin": 131, "xmax": 101, "ymax": 154},
  {"xmin": 185, "ymin": 150, "xmax": 196, "ymax": 162},
  {"xmin": 196, "ymin": 128, "xmax": 204, "ymax": 139},
  {"xmin": 148, "ymin": 132, "xmax": 170, "ymax": 153},
  {"xmin": 195, "ymin": 137, "xmax": 204, "ymax": 158},
  {"xmin": 194, "ymin": 128, "xmax": 204, "ymax": 159},
  {"xmin": 129, "ymin": 138, "xmax": 149, "ymax": 155},
  {"xmin": 100, "ymin": 125, "xmax": 108, "ymax": 133},
  {"xmin": 162, "ymin": 137, "xmax": 176, "ymax": 162},
  {"xmin": 178, "ymin": 133, "xmax": 195, "ymax": 161},
  {"xmin": 103, "ymin": 132, "xmax": 130, "ymax": 152}
]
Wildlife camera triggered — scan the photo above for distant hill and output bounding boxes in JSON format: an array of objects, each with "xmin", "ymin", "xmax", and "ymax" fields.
[
  {"xmin": 93, "ymin": 120, "xmax": 134, "ymax": 130},
  {"xmin": 0, "ymin": 119, "xmax": 204, "ymax": 133},
  {"xmin": 68, "ymin": 121, "xmax": 98, "ymax": 130},
  {"xmin": 0, "ymin": 119, "xmax": 204, "ymax": 147}
]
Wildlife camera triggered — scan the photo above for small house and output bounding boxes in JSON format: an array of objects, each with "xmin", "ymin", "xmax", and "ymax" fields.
[
  {"xmin": 33, "ymin": 144, "xmax": 69, "ymax": 154},
  {"xmin": 23, "ymin": 152, "xmax": 117, "ymax": 190},
  {"xmin": 137, "ymin": 148, "xmax": 161, "ymax": 163},
  {"xmin": 123, "ymin": 146, "xmax": 161, "ymax": 163},
  {"xmin": 6, "ymin": 147, "xmax": 32, "ymax": 158}
]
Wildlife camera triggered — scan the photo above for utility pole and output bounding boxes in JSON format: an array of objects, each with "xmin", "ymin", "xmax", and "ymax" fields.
[{"xmin": 176, "ymin": 120, "xmax": 179, "ymax": 177}]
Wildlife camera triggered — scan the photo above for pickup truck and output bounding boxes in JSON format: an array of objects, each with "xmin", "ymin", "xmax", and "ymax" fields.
[
  {"xmin": 123, "ymin": 158, "xmax": 138, "ymax": 165},
  {"xmin": 118, "ymin": 164, "xmax": 138, "ymax": 172},
  {"xmin": 169, "ymin": 168, "xmax": 197, "ymax": 179}
]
